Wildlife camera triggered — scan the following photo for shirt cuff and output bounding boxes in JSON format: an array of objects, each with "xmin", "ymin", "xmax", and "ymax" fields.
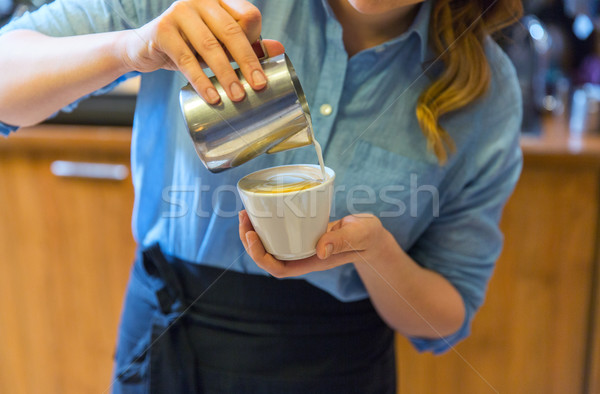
[
  {"xmin": 0, "ymin": 121, "xmax": 19, "ymax": 136},
  {"xmin": 407, "ymin": 306, "xmax": 473, "ymax": 355}
]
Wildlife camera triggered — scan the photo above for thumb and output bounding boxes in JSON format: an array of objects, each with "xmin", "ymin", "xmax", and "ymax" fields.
[
  {"xmin": 316, "ymin": 225, "xmax": 364, "ymax": 259},
  {"xmin": 262, "ymin": 39, "xmax": 285, "ymax": 57}
]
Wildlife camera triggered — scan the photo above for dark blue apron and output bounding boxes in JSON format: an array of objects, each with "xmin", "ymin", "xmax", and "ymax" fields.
[{"xmin": 112, "ymin": 244, "xmax": 396, "ymax": 393}]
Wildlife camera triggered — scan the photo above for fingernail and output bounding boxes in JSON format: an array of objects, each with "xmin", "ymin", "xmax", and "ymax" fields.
[
  {"xmin": 325, "ymin": 244, "xmax": 333, "ymax": 259},
  {"xmin": 252, "ymin": 69, "xmax": 267, "ymax": 88},
  {"xmin": 230, "ymin": 81, "xmax": 245, "ymax": 101},
  {"xmin": 206, "ymin": 87, "xmax": 220, "ymax": 103}
]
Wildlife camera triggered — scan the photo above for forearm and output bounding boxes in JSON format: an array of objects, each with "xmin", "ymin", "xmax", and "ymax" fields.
[
  {"xmin": 353, "ymin": 230, "xmax": 465, "ymax": 338},
  {"xmin": 0, "ymin": 29, "xmax": 132, "ymax": 126}
]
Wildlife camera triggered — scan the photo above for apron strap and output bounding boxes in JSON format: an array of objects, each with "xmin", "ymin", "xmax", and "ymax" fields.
[
  {"xmin": 143, "ymin": 243, "xmax": 186, "ymax": 315},
  {"xmin": 142, "ymin": 243, "xmax": 199, "ymax": 393}
]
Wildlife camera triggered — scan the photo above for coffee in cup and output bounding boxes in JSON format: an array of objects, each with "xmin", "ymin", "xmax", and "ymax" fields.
[{"xmin": 238, "ymin": 164, "xmax": 335, "ymax": 260}]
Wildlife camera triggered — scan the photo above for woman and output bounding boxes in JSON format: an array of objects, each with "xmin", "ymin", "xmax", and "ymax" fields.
[{"xmin": 0, "ymin": 0, "xmax": 523, "ymax": 392}]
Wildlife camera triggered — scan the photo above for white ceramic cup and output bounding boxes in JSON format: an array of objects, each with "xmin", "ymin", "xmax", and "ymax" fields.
[{"xmin": 237, "ymin": 164, "xmax": 335, "ymax": 260}]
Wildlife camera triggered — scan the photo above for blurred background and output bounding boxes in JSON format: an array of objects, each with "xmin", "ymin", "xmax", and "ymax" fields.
[
  {"xmin": 0, "ymin": 1, "xmax": 600, "ymax": 394},
  {"xmin": 499, "ymin": 0, "xmax": 600, "ymax": 135}
]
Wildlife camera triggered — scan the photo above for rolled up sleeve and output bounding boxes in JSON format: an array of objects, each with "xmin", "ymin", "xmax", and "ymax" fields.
[
  {"xmin": 406, "ymin": 93, "xmax": 523, "ymax": 354},
  {"xmin": 0, "ymin": 121, "xmax": 19, "ymax": 136}
]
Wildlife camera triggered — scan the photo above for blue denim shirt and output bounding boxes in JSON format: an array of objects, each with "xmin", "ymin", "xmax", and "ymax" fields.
[{"xmin": 0, "ymin": 0, "xmax": 523, "ymax": 353}]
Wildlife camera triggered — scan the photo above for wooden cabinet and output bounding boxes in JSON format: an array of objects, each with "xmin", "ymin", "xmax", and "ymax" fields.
[
  {"xmin": 0, "ymin": 125, "xmax": 136, "ymax": 394},
  {"xmin": 395, "ymin": 120, "xmax": 600, "ymax": 394}
]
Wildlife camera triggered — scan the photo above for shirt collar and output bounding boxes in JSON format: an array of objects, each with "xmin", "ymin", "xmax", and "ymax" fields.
[
  {"xmin": 320, "ymin": 0, "xmax": 432, "ymax": 62},
  {"xmin": 412, "ymin": 0, "xmax": 432, "ymax": 62}
]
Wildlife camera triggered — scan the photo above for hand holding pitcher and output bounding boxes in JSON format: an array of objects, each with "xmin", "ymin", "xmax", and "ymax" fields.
[{"xmin": 120, "ymin": 0, "xmax": 284, "ymax": 103}]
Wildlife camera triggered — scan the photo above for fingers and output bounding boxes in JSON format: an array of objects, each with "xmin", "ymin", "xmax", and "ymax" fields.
[
  {"xmin": 242, "ymin": 230, "xmax": 315, "ymax": 279},
  {"xmin": 240, "ymin": 211, "xmax": 284, "ymax": 274},
  {"xmin": 244, "ymin": 230, "xmax": 276, "ymax": 268},
  {"xmin": 154, "ymin": 15, "xmax": 220, "ymax": 103},
  {"xmin": 274, "ymin": 252, "xmax": 356, "ymax": 277},
  {"xmin": 153, "ymin": 0, "xmax": 279, "ymax": 104},
  {"xmin": 176, "ymin": 8, "xmax": 247, "ymax": 101},
  {"xmin": 198, "ymin": 1, "xmax": 267, "ymax": 93},
  {"xmin": 219, "ymin": 0, "xmax": 262, "ymax": 41},
  {"xmin": 249, "ymin": 246, "xmax": 354, "ymax": 278},
  {"xmin": 239, "ymin": 211, "xmax": 277, "ymax": 268},
  {"xmin": 238, "ymin": 210, "xmax": 253, "ymax": 250},
  {"xmin": 239, "ymin": 210, "xmax": 351, "ymax": 277}
]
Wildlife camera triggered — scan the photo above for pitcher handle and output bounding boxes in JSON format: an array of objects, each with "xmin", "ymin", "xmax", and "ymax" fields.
[{"xmin": 252, "ymin": 37, "xmax": 269, "ymax": 61}]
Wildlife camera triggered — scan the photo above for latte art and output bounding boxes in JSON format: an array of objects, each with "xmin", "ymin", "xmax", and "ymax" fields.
[{"xmin": 238, "ymin": 172, "xmax": 323, "ymax": 194}]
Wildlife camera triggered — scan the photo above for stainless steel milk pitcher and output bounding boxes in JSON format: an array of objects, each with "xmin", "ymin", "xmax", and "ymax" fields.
[{"xmin": 179, "ymin": 53, "xmax": 313, "ymax": 173}]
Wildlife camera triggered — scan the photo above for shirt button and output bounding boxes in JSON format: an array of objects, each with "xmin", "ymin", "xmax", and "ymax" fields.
[{"xmin": 320, "ymin": 104, "xmax": 333, "ymax": 116}]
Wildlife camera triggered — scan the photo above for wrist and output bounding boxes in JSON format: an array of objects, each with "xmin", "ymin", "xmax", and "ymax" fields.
[
  {"xmin": 370, "ymin": 226, "xmax": 400, "ymax": 262},
  {"xmin": 111, "ymin": 30, "xmax": 137, "ymax": 75},
  {"xmin": 358, "ymin": 227, "xmax": 418, "ymax": 283}
]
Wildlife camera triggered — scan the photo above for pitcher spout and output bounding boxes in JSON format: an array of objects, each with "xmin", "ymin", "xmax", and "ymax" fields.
[{"xmin": 266, "ymin": 128, "xmax": 313, "ymax": 154}]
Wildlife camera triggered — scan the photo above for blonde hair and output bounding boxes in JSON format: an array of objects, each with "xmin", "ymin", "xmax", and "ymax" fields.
[{"xmin": 416, "ymin": 0, "xmax": 523, "ymax": 164}]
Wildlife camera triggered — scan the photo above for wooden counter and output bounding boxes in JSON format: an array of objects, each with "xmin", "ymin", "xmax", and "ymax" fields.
[
  {"xmin": 521, "ymin": 117, "xmax": 600, "ymax": 394},
  {"xmin": 0, "ymin": 124, "xmax": 135, "ymax": 394},
  {"xmin": 521, "ymin": 116, "xmax": 600, "ymax": 167},
  {"xmin": 1, "ymin": 121, "xmax": 599, "ymax": 393}
]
